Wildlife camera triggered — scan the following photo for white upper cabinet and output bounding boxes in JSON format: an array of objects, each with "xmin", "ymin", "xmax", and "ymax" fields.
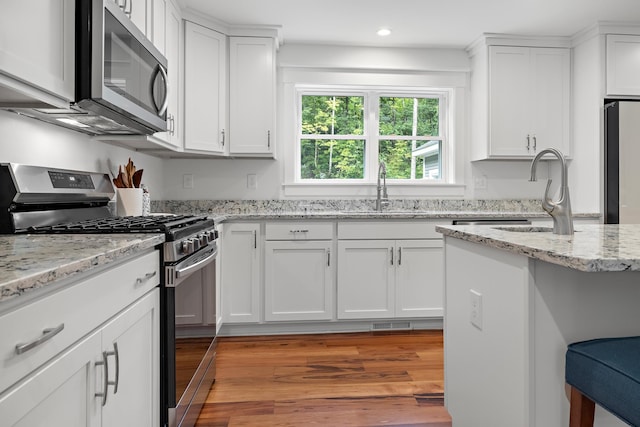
[
  {"xmin": 150, "ymin": 0, "xmax": 182, "ymax": 150},
  {"xmin": 229, "ymin": 36, "xmax": 276, "ymax": 157},
  {"xmin": 470, "ymin": 41, "xmax": 571, "ymax": 160},
  {"xmin": 183, "ymin": 21, "xmax": 228, "ymax": 154},
  {"xmin": 606, "ymin": 35, "xmax": 640, "ymax": 96},
  {"xmin": 0, "ymin": 0, "xmax": 75, "ymax": 105}
]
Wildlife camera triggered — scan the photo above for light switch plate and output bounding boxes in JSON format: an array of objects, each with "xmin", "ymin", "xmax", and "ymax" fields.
[
  {"xmin": 470, "ymin": 289, "xmax": 483, "ymax": 330},
  {"xmin": 183, "ymin": 174, "xmax": 194, "ymax": 189}
]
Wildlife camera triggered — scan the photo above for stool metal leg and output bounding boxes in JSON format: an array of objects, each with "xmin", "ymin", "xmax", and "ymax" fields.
[{"xmin": 569, "ymin": 386, "xmax": 595, "ymax": 427}]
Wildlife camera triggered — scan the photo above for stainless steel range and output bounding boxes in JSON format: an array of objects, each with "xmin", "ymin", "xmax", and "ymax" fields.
[{"xmin": 0, "ymin": 163, "xmax": 217, "ymax": 427}]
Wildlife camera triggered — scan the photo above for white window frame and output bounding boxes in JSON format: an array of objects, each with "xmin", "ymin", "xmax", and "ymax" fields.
[
  {"xmin": 295, "ymin": 85, "xmax": 451, "ymax": 184},
  {"xmin": 280, "ymin": 68, "xmax": 466, "ymax": 198}
]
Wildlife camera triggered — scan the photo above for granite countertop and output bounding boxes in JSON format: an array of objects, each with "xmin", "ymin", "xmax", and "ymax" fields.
[
  {"xmin": 0, "ymin": 234, "xmax": 164, "ymax": 305},
  {"xmin": 436, "ymin": 224, "xmax": 640, "ymax": 272},
  {"xmin": 211, "ymin": 211, "xmax": 600, "ymax": 222}
]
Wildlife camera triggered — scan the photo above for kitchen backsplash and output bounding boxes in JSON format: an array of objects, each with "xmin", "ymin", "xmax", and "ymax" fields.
[{"xmin": 152, "ymin": 199, "xmax": 545, "ymax": 215}]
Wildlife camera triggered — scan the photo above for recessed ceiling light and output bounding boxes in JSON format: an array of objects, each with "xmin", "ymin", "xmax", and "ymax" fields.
[{"xmin": 377, "ymin": 28, "xmax": 391, "ymax": 37}]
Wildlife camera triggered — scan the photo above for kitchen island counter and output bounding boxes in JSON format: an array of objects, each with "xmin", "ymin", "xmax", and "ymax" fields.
[
  {"xmin": 0, "ymin": 233, "xmax": 164, "ymax": 306},
  {"xmin": 438, "ymin": 224, "xmax": 640, "ymax": 427},
  {"xmin": 436, "ymin": 223, "xmax": 640, "ymax": 272}
]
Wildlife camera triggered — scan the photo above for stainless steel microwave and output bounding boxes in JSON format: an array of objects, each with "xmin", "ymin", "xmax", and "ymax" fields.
[
  {"xmin": 3, "ymin": 0, "xmax": 168, "ymax": 136},
  {"xmin": 75, "ymin": 0, "xmax": 168, "ymax": 134}
]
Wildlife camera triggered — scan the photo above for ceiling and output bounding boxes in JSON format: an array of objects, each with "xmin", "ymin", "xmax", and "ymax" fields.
[{"xmin": 180, "ymin": 0, "xmax": 640, "ymax": 48}]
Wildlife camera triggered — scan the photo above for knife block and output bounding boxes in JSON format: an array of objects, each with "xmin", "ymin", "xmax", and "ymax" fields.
[{"xmin": 116, "ymin": 188, "xmax": 143, "ymax": 216}]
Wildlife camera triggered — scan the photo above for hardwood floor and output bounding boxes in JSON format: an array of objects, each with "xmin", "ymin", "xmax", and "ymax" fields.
[{"xmin": 196, "ymin": 330, "xmax": 451, "ymax": 427}]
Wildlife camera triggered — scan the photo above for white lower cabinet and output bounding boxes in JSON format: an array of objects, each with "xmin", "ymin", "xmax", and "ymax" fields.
[
  {"xmin": 265, "ymin": 240, "xmax": 334, "ymax": 321},
  {"xmin": 394, "ymin": 240, "xmax": 443, "ymax": 318},
  {"xmin": 97, "ymin": 289, "xmax": 159, "ymax": 427},
  {"xmin": 0, "ymin": 331, "xmax": 101, "ymax": 427},
  {"xmin": 221, "ymin": 223, "xmax": 261, "ymax": 323},
  {"xmin": 218, "ymin": 220, "xmax": 445, "ymax": 332},
  {"xmin": 0, "ymin": 251, "xmax": 160, "ymax": 427},
  {"xmin": 337, "ymin": 240, "xmax": 395, "ymax": 319},
  {"xmin": 0, "ymin": 288, "xmax": 159, "ymax": 427},
  {"xmin": 337, "ymin": 222, "xmax": 444, "ymax": 320}
]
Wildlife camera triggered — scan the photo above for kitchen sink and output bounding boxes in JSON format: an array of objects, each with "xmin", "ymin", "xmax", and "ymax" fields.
[{"xmin": 492, "ymin": 226, "xmax": 554, "ymax": 233}]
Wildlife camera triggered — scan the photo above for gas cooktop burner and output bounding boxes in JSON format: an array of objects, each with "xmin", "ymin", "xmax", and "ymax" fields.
[
  {"xmin": 23, "ymin": 214, "xmax": 215, "ymax": 242},
  {"xmin": 26, "ymin": 214, "xmax": 206, "ymax": 233}
]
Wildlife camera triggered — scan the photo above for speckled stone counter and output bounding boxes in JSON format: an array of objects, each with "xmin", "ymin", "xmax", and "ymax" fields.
[
  {"xmin": 152, "ymin": 198, "xmax": 600, "ymax": 223},
  {"xmin": 0, "ymin": 234, "xmax": 164, "ymax": 305},
  {"xmin": 436, "ymin": 224, "xmax": 640, "ymax": 272}
]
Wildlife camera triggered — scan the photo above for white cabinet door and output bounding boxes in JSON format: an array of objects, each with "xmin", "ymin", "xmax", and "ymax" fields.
[
  {"xmin": 100, "ymin": 289, "xmax": 159, "ymax": 427},
  {"xmin": 221, "ymin": 223, "xmax": 261, "ymax": 323},
  {"xmin": 184, "ymin": 22, "xmax": 227, "ymax": 154},
  {"xmin": 485, "ymin": 46, "xmax": 570, "ymax": 158},
  {"xmin": 151, "ymin": 0, "xmax": 182, "ymax": 149},
  {"xmin": 127, "ymin": 0, "xmax": 150, "ymax": 37},
  {"xmin": 0, "ymin": 332, "xmax": 102, "ymax": 427},
  {"xmin": 489, "ymin": 46, "xmax": 531, "ymax": 156},
  {"xmin": 265, "ymin": 241, "xmax": 334, "ymax": 321},
  {"xmin": 606, "ymin": 35, "xmax": 640, "ymax": 96},
  {"xmin": 229, "ymin": 37, "xmax": 276, "ymax": 157},
  {"xmin": 0, "ymin": 0, "xmax": 75, "ymax": 103},
  {"xmin": 530, "ymin": 48, "xmax": 571, "ymax": 155},
  {"xmin": 0, "ymin": 290, "xmax": 159, "ymax": 427},
  {"xmin": 337, "ymin": 240, "xmax": 395, "ymax": 319},
  {"xmin": 395, "ymin": 240, "xmax": 443, "ymax": 318}
]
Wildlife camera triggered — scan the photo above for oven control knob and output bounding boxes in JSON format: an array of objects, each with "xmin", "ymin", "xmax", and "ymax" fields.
[
  {"xmin": 192, "ymin": 238, "xmax": 201, "ymax": 251},
  {"xmin": 199, "ymin": 233, "xmax": 209, "ymax": 246},
  {"xmin": 181, "ymin": 239, "xmax": 194, "ymax": 255}
]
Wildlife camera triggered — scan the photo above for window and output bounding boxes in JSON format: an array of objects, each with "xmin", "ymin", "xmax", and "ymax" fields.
[{"xmin": 297, "ymin": 87, "xmax": 449, "ymax": 183}]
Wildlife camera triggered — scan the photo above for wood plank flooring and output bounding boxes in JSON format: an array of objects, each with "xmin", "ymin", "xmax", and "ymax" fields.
[{"xmin": 196, "ymin": 330, "xmax": 451, "ymax": 427}]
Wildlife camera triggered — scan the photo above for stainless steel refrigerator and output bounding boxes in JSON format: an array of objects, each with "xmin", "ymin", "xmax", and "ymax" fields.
[{"xmin": 605, "ymin": 100, "xmax": 640, "ymax": 223}]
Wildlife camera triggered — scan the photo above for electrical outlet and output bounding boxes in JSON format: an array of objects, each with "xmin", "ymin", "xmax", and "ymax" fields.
[
  {"xmin": 183, "ymin": 174, "xmax": 194, "ymax": 189},
  {"xmin": 474, "ymin": 175, "xmax": 487, "ymax": 190},
  {"xmin": 470, "ymin": 289, "xmax": 483, "ymax": 330},
  {"xmin": 247, "ymin": 174, "xmax": 257, "ymax": 189}
]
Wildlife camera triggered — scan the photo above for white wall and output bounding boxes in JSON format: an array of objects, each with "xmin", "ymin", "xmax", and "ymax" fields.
[{"xmin": 0, "ymin": 110, "xmax": 166, "ymax": 199}]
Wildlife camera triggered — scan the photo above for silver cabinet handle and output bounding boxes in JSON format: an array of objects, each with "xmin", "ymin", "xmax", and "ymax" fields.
[
  {"xmin": 533, "ymin": 135, "xmax": 537, "ymax": 151},
  {"xmin": 267, "ymin": 130, "xmax": 271, "ymax": 149},
  {"xmin": 289, "ymin": 229, "xmax": 310, "ymax": 234},
  {"xmin": 526, "ymin": 135, "xmax": 531, "ymax": 151},
  {"xmin": 124, "ymin": 0, "xmax": 132, "ymax": 17},
  {"xmin": 135, "ymin": 271, "xmax": 157, "ymax": 285},
  {"xmin": 95, "ymin": 352, "xmax": 109, "ymax": 406},
  {"xmin": 398, "ymin": 247, "xmax": 402, "ymax": 266},
  {"xmin": 221, "ymin": 129, "xmax": 225, "ymax": 147},
  {"xmin": 390, "ymin": 247, "xmax": 394, "ymax": 265},
  {"xmin": 327, "ymin": 250, "xmax": 330, "ymax": 267},
  {"xmin": 253, "ymin": 230, "xmax": 257, "ymax": 249},
  {"xmin": 168, "ymin": 114, "xmax": 175, "ymax": 135},
  {"xmin": 95, "ymin": 344, "xmax": 120, "ymax": 406},
  {"xmin": 15, "ymin": 323, "xmax": 64, "ymax": 355},
  {"xmin": 111, "ymin": 343, "xmax": 120, "ymax": 394}
]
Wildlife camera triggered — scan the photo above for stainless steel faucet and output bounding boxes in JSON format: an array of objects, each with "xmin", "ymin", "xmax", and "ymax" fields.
[
  {"xmin": 376, "ymin": 161, "xmax": 389, "ymax": 211},
  {"xmin": 529, "ymin": 148, "xmax": 574, "ymax": 235}
]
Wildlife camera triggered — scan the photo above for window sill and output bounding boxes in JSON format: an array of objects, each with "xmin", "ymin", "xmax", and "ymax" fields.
[{"xmin": 283, "ymin": 182, "xmax": 466, "ymax": 198}]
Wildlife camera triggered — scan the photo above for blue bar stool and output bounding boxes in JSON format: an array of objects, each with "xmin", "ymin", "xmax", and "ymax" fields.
[{"xmin": 565, "ymin": 336, "xmax": 640, "ymax": 426}]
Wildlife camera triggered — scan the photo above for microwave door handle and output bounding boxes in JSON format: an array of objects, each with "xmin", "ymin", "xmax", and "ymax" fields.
[{"xmin": 150, "ymin": 64, "xmax": 169, "ymax": 116}]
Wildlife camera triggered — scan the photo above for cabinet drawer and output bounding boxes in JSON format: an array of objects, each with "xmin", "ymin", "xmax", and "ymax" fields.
[
  {"xmin": 338, "ymin": 221, "xmax": 444, "ymax": 240},
  {"xmin": 265, "ymin": 222, "xmax": 334, "ymax": 240},
  {"xmin": 0, "ymin": 250, "xmax": 159, "ymax": 392}
]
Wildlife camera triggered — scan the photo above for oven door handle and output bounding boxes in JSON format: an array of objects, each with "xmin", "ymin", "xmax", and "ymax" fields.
[{"xmin": 175, "ymin": 246, "xmax": 217, "ymax": 281}]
